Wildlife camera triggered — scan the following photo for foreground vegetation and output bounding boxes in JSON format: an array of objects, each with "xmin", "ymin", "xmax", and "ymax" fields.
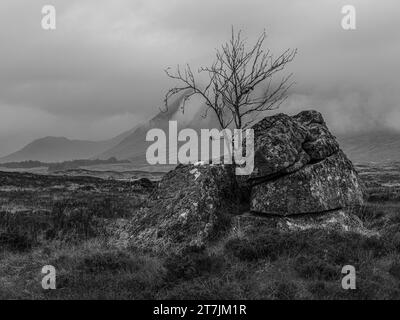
[{"xmin": 1, "ymin": 163, "xmax": 400, "ymax": 299}]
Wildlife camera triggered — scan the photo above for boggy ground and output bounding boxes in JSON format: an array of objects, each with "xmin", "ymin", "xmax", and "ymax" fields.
[{"xmin": 1, "ymin": 163, "xmax": 400, "ymax": 300}]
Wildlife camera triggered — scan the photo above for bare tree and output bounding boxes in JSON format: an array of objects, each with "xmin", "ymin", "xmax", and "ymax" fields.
[{"xmin": 164, "ymin": 28, "xmax": 297, "ymax": 130}]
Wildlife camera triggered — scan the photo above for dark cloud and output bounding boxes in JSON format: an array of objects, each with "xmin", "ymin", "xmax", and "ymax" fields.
[{"xmin": 0, "ymin": 0, "xmax": 399, "ymax": 156}]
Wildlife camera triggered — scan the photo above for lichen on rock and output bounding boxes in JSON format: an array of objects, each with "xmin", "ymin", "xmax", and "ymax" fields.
[
  {"xmin": 125, "ymin": 163, "xmax": 239, "ymax": 251},
  {"xmin": 250, "ymin": 150, "xmax": 364, "ymax": 215},
  {"xmin": 247, "ymin": 110, "xmax": 364, "ymax": 216}
]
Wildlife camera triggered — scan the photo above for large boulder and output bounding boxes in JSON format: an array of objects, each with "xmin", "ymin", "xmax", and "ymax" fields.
[
  {"xmin": 244, "ymin": 110, "xmax": 340, "ymax": 187},
  {"xmin": 246, "ymin": 110, "xmax": 364, "ymax": 216},
  {"xmin": 126, "ymin": 163, "xmax": 239, "ymax": 251},
  {"xmin": 250, "ymin": 150, "xmax": 364, "ymax": 215},
  {"xmin": 249, "ymin": 113, "xmax": 310, "ymax": 181}
]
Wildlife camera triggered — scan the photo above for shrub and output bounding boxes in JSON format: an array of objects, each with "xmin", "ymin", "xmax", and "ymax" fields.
[
  {"xmin": 50, "ymin": 200, "xmax": 97, "ymax": 240},
  {"xmin": 224, "ymin": 238, "xmax": 260, "ymax": 261},
  {"xmin": 49, "ymin": 247, "xmax": 166, "ymax": 299},
  {"xmin": 164, "ymin": 248, "xmax": 225, "ymax": 282},
  {"xmin": 76, "ymin": 250, "xmax": 142, "ymax": 273},
  {"xmin": 225, "ymin": 229, "xmax": 297, "ymax": 261},
  {"xmin": 225, "ymin": 228, "xmax": 388, "ymax": 267},
  {"xmin": 274, "ymin": 281, "xmax": 298, "ymax": 300},
  {"xmin": 0, "ymin": 232, "xmax": 32, "ymax": 252},
  {"xmin": 389, "ymin": 262, "xmax": 400, "ymax": 280},
  {"xmin": 294, "ymin": 255, "xmax": 338, "ymax": 281},
  {"xmin": 307, "ymin": 281, "xmax": 341, "ymax": 299},
  {"xmin": 0, "ymin": 210, "xmax": 52, "ymax": 247},
  {"xmin": 389, "ymin": 233, "xmax": 400, "ymax": 252},
  {"xmin": 159, "ymin": 277, "xmax": 243, "ymax": 300}
]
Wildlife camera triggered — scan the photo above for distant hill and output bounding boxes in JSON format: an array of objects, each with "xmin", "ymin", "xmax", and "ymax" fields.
[
  {"xmin": 0, "ymin": 94, "xmax": 213, "ymax": 165},
  {"xmin": 0, "ymin": 137, "xmax": 115, "ymax": 163},
  {"xmin": 0, "ymin": 125, "xmax": 138, "ymax": 163},
  {"xmin": 337, "ymin": 129, "xmax": 400, "ymax": 163}
]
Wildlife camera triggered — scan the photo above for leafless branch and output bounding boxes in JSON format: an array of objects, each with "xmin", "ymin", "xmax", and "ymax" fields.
[{"xmin": 164, "ymin": 28, "xmax": 297, "ymax": 129}]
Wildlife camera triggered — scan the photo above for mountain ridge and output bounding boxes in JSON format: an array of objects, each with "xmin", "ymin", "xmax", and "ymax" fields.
[
  {"xmin": 95, "ymin": 94, "xmax": 221, "ymax": 163},
  {"xmin": 0, "ymin": 125, "xmax": 139, "ymax": 163},
  {"xmin": 2, "ymin": 104, "xmax": 400, "ymax": 165}
]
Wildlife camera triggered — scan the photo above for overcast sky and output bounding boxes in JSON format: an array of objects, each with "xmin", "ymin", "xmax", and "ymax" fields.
[{"xmin": 0, "ymin": 0, "xmax": 399, "ymax": 156}]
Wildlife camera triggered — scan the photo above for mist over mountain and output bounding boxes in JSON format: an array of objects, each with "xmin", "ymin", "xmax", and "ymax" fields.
[
  {"xmin": 0, "ymin": 93, "xmax": 220, "ymax": 165},
  {"xmin": 2, "ymin": 0, "xmax": 400, "ymax": 158},
  {"xmin": 97, "ymin": 98, "xmax": 400, "ymax": 165},
  {"xmin": 96, "ymin": 94, "xmax": 221, "ymax": 164},
  {"xmin": 2, "ymin": 98, "xmax": 400, "ymax": 165},
  {"xmin": 337, "ymin": 129, "xmax": 400, "ymax": 163}
]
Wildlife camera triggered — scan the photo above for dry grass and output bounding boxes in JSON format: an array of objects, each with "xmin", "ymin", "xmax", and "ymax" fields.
[{"xmin": 1, "ymin": 163, "xmax": 400, "ymax": 300}]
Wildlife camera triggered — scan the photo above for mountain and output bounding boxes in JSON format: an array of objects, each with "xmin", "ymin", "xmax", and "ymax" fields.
[
  {"xmin": 99, "ymin": 105, "xmax": 400, "ymax": 165},
  {"xmin": 0, "ymin": 93, "xmax": 217, "ymax": 165},
  {"xmin": 0, "ymin": 125, "xmax": 139, "ymax": 164},
  {"xmin": 4, "ymin": 98, "xmax": 398, "ymax": 165},
  {"xmin": 96, "ymin": 94, "xmax": 221, "ymax": 164},
  {"xmin": 337, "ymin": 129, "xmax": 400, "ymax": 163},
  {"xmin": 0, "ymin": 137, "xmax": 115, "ymax": 163}
]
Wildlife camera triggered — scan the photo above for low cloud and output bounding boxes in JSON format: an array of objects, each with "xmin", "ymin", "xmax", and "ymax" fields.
[{"xmin": 0, "ymin": 0, "xmax": 399, "ymax": 156}]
